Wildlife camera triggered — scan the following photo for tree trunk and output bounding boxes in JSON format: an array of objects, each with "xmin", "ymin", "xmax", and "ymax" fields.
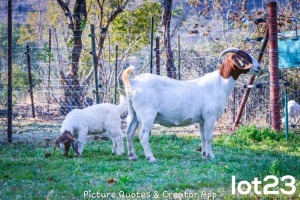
[
  {"xmin": 162, "ymin": 0, "xmax": 176, "ymax": 79},
  {"xmin": 57, "ymin": 0, "xmax": 87, "ymax": 114},
  {"xmin": 95, "ymin": 1, "xmax": 129, "ymax": 101}
]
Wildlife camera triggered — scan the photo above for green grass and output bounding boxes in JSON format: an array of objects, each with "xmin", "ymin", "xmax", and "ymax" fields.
[{"xmin": 0, "ymin": 125, "xmax": 300, "ymax": 199}]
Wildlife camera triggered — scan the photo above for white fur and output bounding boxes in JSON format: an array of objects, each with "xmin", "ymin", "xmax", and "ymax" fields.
[
  {"xmin": 282, "ymin": 100, "xmax": 300, "ymax": 126},
  {"xmin": 123, "ymin": 48, "xmax": 260, "ymax": 162},
  {"xmin": 60, "ymin": 95, "xmax": 127, "ymax": 156}
]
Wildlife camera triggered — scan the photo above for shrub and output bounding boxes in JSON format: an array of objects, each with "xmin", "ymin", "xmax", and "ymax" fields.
[{"xmin": 225, "ymin": 125, "xmax": 300, "ymax": 147}]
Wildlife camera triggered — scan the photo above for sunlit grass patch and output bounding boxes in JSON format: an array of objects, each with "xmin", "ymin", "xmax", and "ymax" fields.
[{"xmin": 0, "ymin": 125, "xmax": 299, "ymax": 199}]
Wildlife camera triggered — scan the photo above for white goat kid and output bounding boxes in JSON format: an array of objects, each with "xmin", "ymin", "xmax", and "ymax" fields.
[
  {"xmin": 282, "ymin": 100, "xmax": 300, "ymax": 126},
  {"xmin": 55, "ymin": 96, "xmax": 126, "ymax": 156},
  {"xmin": 122, "ymin": 48, "xmax": 261, "ymax": 162}
]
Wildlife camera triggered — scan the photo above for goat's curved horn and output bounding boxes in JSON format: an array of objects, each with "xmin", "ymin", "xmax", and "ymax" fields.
[{"xmin": 218, "ymin": 47, "xmax": 240, "ymax": 63}]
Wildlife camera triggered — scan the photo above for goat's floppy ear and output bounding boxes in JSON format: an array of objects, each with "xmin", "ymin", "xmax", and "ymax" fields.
[
  {"xmin": 231, "ymin": 51, "xmax": 253, "ymax": 70},
  {"xmin": 56, "ymin": 134, "xmax": 70, "ymax": 144},
  {"xmin": 54, "ymin": 131, "xmax": 74, "ymax": 156},
  {"xmin": 55, "ymin": 136, "xmax": 64, "ymax": 145}
]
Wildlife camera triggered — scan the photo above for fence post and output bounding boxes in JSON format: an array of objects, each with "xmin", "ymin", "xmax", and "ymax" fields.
[
  {"xmin": 90, "ymin": 24, "xmax": 100, "ymax": 104},
  {"xmin": 177, "ymin": 34, "xmax": 181, "ymax": 80},
  {"xmin": 155, "ymin": 36, "xmax": 160, "ymax": 75},
  {"xmin": 150, "ymin": 16, "xmax": 154, "ymax": 74},
  {"xmin": 26, "ymin": 45, "xmax": 35, "ymax": 118},
  {"xmin": 7, "ymin": 0, "xmax": 13, "ymax": 143},
  {"xmin": 268, "ymin": 1, "xmax": 281, "ymax": 131},
  {"xmin": 47, "ymin": 29, "xmax": 52, "ymax": 112},
  {"xmin": 114, "ymin": 45, "xmax": 118, "ymax": 105},
  {"xmin": 108, "ymin": 33, "xmax": 111, "ymax": 70}
]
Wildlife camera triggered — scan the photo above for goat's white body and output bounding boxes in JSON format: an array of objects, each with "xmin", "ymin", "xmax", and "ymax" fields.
[
  {"xmin": 60, "ymin": 97, "xmax": 126, "ymax": 156},
  {"xmin": 282, "ymin": 100, "xmax": 300, "ymax": 125},
  {"xmin": 123, "ymin": 48, "xmax": 261, "ymax": 162},
  {"xmin": 130, "ymin": 71, "xmax": 235, "ymax": 127},
  {"xmin": 125, "ymin": 70, "xmax": 237, "ymax": 162}
]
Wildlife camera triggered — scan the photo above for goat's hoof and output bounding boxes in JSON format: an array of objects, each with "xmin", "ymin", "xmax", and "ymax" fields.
[
  {"xmin": 129, "ymin": 157, "xmax": 138, "ymax": 161},
  {"xmin": 112, "ymin": 150, "xmax": 123, "ymax": 155},
  {"xmin": 116, "ymin": 151, "xmax": 124, "ymax": 156},
  {"xmin": 128, "ymin": 154, "xmax": 138, "ymax": 161},
  {"xmin": 146, "ymin": 156, "xmax": 157, "ymax": 163},
  {"xmin": 206, "ymin": 153, "xmax": 215, "ymax": 159},
  {"xmin": 201, "ymin": 152, "xmax": 207, "ymax": 158},
  {"xmin": 148, "ymin": 158, "xmax": 157, "ymax": 163},
  {"xmin": 75, "ymin": 153, "xmax": 82, "ymax": 157}
]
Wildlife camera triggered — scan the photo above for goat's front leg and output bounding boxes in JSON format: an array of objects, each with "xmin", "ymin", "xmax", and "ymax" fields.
[
  {"xmin": 139, "ymin": 122, "xmax": 156, "ymax": 163},
  {"xmin": 76, "ymin": 128, "xmax": 88, "ymax": 156},
  {"xmin": 204, "ymin": 121, "xmax": 215, "ymax": 159},
  {"xmin": 126, "ymin": 116, "xmax": 139, "ymax": 160},
  {"xmin": 199, "ymin": 122, "xmax": 207, "ymax": 158},
  {"xmin": 109, "ymin": 128, "xmax": 124, "ymax": 155},
  {"xmin": 205, "ymin": 131, "xmax": 214, "ymax": 159}
]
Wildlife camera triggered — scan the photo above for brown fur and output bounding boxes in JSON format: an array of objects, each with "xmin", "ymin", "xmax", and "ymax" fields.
[
  {"xmin": 220, "ymin": 51, "xmax": 252, "ymax": 80},
  {"xmin": 55, "ymin": 130, "xmax": 79, "ymax": 156}
]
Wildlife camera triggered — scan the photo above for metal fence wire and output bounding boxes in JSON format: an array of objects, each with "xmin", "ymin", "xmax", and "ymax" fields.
[{"xmin": 0, "ymin": 33, "xmax": 300, "ymax": 143}]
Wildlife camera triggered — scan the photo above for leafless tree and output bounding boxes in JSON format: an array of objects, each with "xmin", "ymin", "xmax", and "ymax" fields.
[
  {"xmin": 56, "ymin": 0, "xmax": 87, "ymax": 114},
  {"xmin": 162, "ymin": 0, "xmax": 177, "ymax": 79},
  {"xmin": 56, "ymin": 0, "xmax": 130, "ymax": 113}
]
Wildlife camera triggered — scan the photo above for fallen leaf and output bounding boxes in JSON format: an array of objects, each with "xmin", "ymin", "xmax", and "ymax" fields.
[{"xmin": 107, "ymin": 178, "xmax": 116, "ymax": 187}]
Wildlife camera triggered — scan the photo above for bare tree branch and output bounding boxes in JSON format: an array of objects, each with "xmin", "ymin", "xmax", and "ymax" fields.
[
  {"xmin": 81, "ymin": 68, "xmax": 94, "ymax": 86},
  {"xmin": 56, "ymin": 0, "xmax": 74, "ymax": 30}
]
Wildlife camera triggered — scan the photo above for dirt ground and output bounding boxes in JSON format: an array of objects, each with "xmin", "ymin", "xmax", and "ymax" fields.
[
  {"xmin": 1, "ymin": 113, "xmax": 298, "ymax": 146},
  {"xmin": 0, "ymin": 117, "xmax": 232, "ymax": 147}
]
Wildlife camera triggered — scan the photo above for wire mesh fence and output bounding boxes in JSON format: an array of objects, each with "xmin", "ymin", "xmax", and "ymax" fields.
[
  {"xmin": 1, "ymin": 32, "xmax": 299, "ymax": 144},
  {"xmin": 1, "ymin": 0, "xmax": 300, "ymax": 143}
]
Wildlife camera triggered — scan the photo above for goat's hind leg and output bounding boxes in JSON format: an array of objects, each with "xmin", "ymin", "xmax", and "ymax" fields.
[
  {"xmin": 126, "ymin": 115, "xmax": 139, "ymax": 160},
  {"xmin": 139, "ymin": 120, "xmax": 156, "ymax": 163},
  {"xmin": 109, "ymin": 127, "xmax": 124, "ymax": 155}
]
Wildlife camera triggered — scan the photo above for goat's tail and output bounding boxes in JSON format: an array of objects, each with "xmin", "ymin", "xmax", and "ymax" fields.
[
  {"xmin": 122, "ymin": 66, "xmax": 135, "ymax": 95},
  {"xmin": 117, "ymin": 94, "xmax": 127, "ymax": 112}
]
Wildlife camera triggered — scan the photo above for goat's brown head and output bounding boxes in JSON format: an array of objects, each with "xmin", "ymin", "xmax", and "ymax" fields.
[
  {"xmin": 219, "ymin": 48, "xmax": 261, "ymax": 80},
  {"xmin": 54, "ymin": 130, "xmax": 79, "ymax": 156}
]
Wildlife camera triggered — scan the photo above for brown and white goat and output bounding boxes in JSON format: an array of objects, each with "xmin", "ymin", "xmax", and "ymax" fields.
[
  {"xmin": 122, "ymin": 48, "xmax": 261, "ymax": 162},
  {"xmin": 55, "ymin": 96, "xmax": 126, "ymax": 156}
]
